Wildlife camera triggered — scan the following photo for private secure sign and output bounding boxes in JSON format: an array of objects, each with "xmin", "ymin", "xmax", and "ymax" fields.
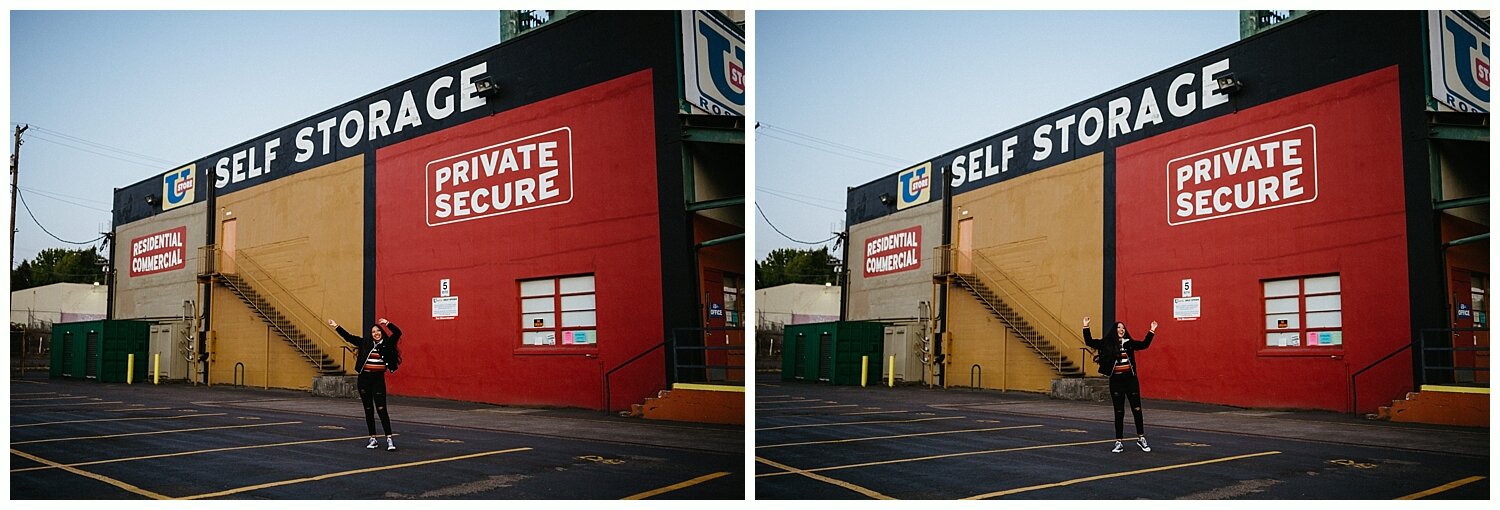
[
  {"xmin": 130, "ymin": 226, "xmax": 187, "ymax": 277},
  {"xmin": 864, "ymin": 226, "xmax": 922, "ymax": 277},
  {"xmin": 1167, "ymin": 124, "xmax": 1317, "ymax": 226},
  {"xmin": 425, "ymin": 127, "xmax": 573, "ymax": 227}
]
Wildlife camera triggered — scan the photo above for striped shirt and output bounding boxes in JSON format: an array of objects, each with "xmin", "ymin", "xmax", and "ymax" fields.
[
  {"xmin": 1113, "ymin": 343, "xmax": 1132, "ymax": 374},
  {"xmin": 364, "ymin": 345, "xmax": 387, "ymax": 373}
]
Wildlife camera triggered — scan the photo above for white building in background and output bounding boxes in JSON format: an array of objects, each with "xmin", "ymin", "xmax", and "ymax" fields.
[
  {"xmin": 755, "ymin": 283, "xmax": 841, "ymax": 330},
  {"xmin": 10, "ymin": 282, "xmax": 108, "ymax": 327}
]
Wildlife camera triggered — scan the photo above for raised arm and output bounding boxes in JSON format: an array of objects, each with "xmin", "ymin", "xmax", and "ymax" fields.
[
  {"xmin": 379, "ymin": 318, "xmax": 401, "ymax": 343},
  {"xmin": 1130, "ymin": 321, "xmax": 1159, "ymax": 350},
  {"xmin": 329, "ymin": 319, "xmax": 362, "ymax": 345},
  {"xmin": 1082, "ymin": 316, "xmax": 1101, "ymax": 349}
]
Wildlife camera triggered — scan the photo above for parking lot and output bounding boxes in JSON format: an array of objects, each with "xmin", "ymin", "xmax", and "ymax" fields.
[
  {"xmin": 11, "ymin": 375, "xmax": 743, "ymax": 499},
  {"xmin": 754, "ymin": 375, "xmax": 1488, "ymax": 500}
]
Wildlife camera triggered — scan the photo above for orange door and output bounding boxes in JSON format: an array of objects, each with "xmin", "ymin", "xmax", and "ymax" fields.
[
  {"xmin": 221, "ymin": 218, "xmax": 237, "ymax": 274},
  {"xmin": 956, "ymin": 218, "xmax": 974, "ymax": 274}
]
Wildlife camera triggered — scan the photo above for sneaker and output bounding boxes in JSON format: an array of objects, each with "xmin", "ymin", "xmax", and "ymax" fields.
[
  {"xmin": 1111, "ymin": 441, "xmax": 1124, "ymax": 453},
  {"xmin": 386, "ymin": 437, "xmax": 396, "ymax": 451},
  {"xmin": 1137, "ymin": 437, "xmax": 1151, "ymax": 452},
  {"xmin": 366, "ymin": 438, "xmax": 379, "ymax": 449}
]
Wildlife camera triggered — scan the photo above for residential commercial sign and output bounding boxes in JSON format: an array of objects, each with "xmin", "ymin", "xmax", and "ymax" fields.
[
  {"xmin": 1429, "ymin": 10, "xmax": 1490, "ymax": 113},
  {"xmin": 682, "ymin": 10, "xmax": 745, "ymax": 116},
  {"xmin": 1166, "ymin": 124, "xmax": 1317, "ymax": 226},
  {"xmin": 864, "ymin": 225, "xmax": 922, "ymax": 277},
  {"xmin": 425, "ymin": 127, "xmax": 573, "ymax": 227},
  {"xmin": 129, "ymin": 226, "xmax": 187, "ymax": 277}
]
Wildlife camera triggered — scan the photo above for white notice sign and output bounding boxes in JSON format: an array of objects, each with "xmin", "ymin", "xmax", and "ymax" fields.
[
  {"xmin": 1173, "ymin": 297, "xmax": 1201, "ymax": 321},
  {"xmin": 433, "ymin": 297, "xmax": 458, "ymax": 320}
]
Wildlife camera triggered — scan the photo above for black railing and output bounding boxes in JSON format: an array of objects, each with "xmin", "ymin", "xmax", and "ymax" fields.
[
  {"xmin": 1349, "ymin": 341, "xmax": 1413, "ymax": 414},
  {"xmin": 600, "ymin": 326, "xmax": 746, "ymax": 413},
  {"xmin": 1419, "ymin": 327, "xmax": 1490, "ymax": 386}
]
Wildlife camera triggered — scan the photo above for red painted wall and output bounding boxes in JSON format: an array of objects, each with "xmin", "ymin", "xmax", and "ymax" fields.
[
  {"xmin": 1115, "ymin": 67, "xmax": 1410, "ymax": 412},
  {"xmin": 373, "ymin": 70, "xmax": 664, "ymax": 410}
]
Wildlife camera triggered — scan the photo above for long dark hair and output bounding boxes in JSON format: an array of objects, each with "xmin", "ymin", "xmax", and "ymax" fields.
[
  {"xmin": 376, "ymin": 324, "xmax": 401, "ymax": 371},
  {"xmin": 1103, "ymin": 321, "xmax": 1131, "ymax": 343}
]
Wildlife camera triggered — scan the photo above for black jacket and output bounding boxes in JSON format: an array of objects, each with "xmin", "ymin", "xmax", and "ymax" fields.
[
  {"xmin": 336, "ymin": 322, "xmax": 401, "ymax": 374},
  {"xmin": 1083, "ymin": 326, "xmax": 1154, "ymax": 377}
]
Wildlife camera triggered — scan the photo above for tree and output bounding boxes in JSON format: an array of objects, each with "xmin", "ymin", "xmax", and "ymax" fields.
[
  {"xmin": 756, "ymin": 247, "xmax": 839, "ymax": 288},
  {"xmin": 10, "ymin": 247, "xmax": 107, "ymax": 291}
]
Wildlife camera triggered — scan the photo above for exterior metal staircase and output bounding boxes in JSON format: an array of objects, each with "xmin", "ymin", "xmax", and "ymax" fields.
[
  {"xmin": 951, "ymin": 273, "xmax": 1086, "ymax": 377},
  {"xmin": 215, "ymin": 273, "xmax": 345, "ymax": 375}
]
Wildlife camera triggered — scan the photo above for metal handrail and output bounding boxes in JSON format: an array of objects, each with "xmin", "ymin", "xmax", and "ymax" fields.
[
  {"xmin": 939, "ymin": 246, "xmax": 1083, "ymax": 374},
  {"xmin": 603, "ymin": 339, "xmax": 668, "ymax": 413},
  {"xmin": 1348, "ymin": 341, "xmax": 1413, "ymax": 414},
  {"xmin": 201, "ymin": 244, "xmax": 349, "ymax": 374}
]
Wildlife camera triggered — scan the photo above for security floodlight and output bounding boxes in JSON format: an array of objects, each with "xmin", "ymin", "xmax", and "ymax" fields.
[{"xmin": 1215, "ymin": 74, "xmax": 1243, "ymax": 95}]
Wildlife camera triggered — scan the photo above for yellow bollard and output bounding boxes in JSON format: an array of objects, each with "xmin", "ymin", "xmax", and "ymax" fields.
[
  {"xmin": 889, "ymin": 355, "xmax": 895, "ymax": 387},
  {"xmin": 153, "ymin": 353, "xmax": 161, "ymax": 385},
  {"xmin": 861, "ymin": 355, "xmax": 868, "ymax": 387},
  {"xmin": 127, "ymin": 353, "xmax": 135, "ymax": 384}
]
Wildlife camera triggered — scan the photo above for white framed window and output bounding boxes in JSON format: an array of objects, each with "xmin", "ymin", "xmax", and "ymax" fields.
[
  {"xmin": 1263, "ymin": 274, "xmax": 1342, "ymax": 348},
  {"xmin": 520, "ymin": 274, "xmax": 597, "ymax": 347}
]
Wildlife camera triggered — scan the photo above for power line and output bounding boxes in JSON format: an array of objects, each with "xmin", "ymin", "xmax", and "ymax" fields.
[
  {"xmin": 19, "ymin": 185, "xmax": 112, "ymax": 206},
  {"xmin": 756, "ymin": 203, "xmax": 838, "ymax": 246},
  {"xmin": 757, "ymin": 122, "xmax": 909, "ymax": 164},
  {"xmin": 20, "ymin": 187, "xmax": 112, "ymax": 213},
  {"xmin": 15, "ymin": 188, "xmax": 107, "ymax": 246},
  {"xmin": 26, "ymin": 133, "xmax": 167, "ymax": 171},
  {"xmin": 757, "ymin": 188, "xmax": 844, "ymax": 212},
  {"xmin": 757, "ymin": 132, "xmax": 902, "ymax": 168},
  {"xmin": 21, "ymin": 124, "xmax": 177, "ymax": 165}
]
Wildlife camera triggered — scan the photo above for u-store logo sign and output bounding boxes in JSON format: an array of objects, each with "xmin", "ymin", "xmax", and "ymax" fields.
[
  {"xmin": 1430, "ymin": 10, "xmax": 1490, "ymax": 113},
  {"xmin": 425, "ymin": 127, "xmax": 573, "ymax": 227},
  {"xmin": 896, "ymin": 162, "xmax": 932, "ymax": 210},
  {"xmin": 682, "ymin": 10, "xmax": 745, "ymax": 116},
  {"xmin": 1167, "ymin": 124, "xmax": 1318, "ymax": 226},
  {"xmin": 161, "ymin": 164, "xmax": 195, "ymax": 211}
]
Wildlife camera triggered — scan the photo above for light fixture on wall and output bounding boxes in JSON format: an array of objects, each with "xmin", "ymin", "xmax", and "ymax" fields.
[
  {"xmin": 144, "ymin": 194, "xmax": 158, "ymax": 205},
  {"xmin": 473, "ymin": 75, "xmax": 502, "ymax": 100},
  {"xmin": 1215, "ymin": 73, "xmax": 1243, "ymax": 95},
  {"xmin": 879, "ymin": 193, "xmax": 894, "ymax": 205}
]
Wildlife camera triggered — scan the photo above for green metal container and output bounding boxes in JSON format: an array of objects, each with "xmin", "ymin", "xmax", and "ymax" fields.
[
  {"xmin": 781, "ymin": 321, "xmax": 886, "ymax": 385},
  {"xmin": 50, "ymin": 320, "xmax": 151, "ymax": 383}
]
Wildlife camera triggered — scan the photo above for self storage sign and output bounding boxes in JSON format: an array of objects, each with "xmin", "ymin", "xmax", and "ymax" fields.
[
  {"xmin": 130, "ymin": 226, "xmax": 187, "ymax": 277},
  {"xmin": 426, "ymin": 127, "xmax": 573, "ymax": 227},
  {"xmin": 864, "ymin": 226, "xmax": 922, "ymax": 277},
  {"xmin": 1167, "ymin": 124, "xmax": 1317, "ymax": 226}
]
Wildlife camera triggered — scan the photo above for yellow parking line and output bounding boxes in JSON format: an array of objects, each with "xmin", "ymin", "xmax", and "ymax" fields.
[
  {"xmin": 11, "ymin": 379, "xmax": 46, "ymax": 384},
  {"xmin": 1397, "ymin": 475, "xmax": 1486, "ymax": 500},
  {"xmin": 756, "ymin": 438, "xmax": 1119, "ymax": 478},
  {"xmin": 622, "ymin": 471, "xmax": 731, "ymax": 499},
  {"xmin": 11, "ymin": 392, "xmax": 60, "ymax": 396},
  {"xmin": 12, "ymin": 421, "xmax": 300, "ymax": 445},
  {"xmin": 178, "ymin": 447, "xmax": 533, "ymax": 499},
  {"xmin": 756, "ymin": 399, "xmax": 813, "ymax": 404},
  {"xmin": 963, "ymin": 451, "xmax": 1283, "ymax": 499},
  {"xmin": 13, "ymin": 413, "xmax": 227, "ymax": 429},
  {"xmin": 756, "ymin": 456, "xmax": 894, "ymax": 499},
  {"xmin": 12, "ymin": 400, "xmax": 124, "ymax": 408},
  {"xmin": 11, "ymin": 449, "xmax": 172, "ymax": 499},
  {"xmin": 101, "ymin": 407, "xmax": 173, "ymax": 412},
  {"xmin": 840, "ymin": 410, "xmax": 909, "ymax": 416},
  {"xmin": 759, "ymin": 424, "xmax": 1043, "ymax": 449},
  {"xmin": 757, "ymin": 416, "xmax": 963, "ymax": 431},
  {"xmin": 755, "ymin": 394, "xmax": 791, "ymax": 399},
  {"xmin": 12, "ymin": 435, "xmax": 375, "ymax": 473},
  {"xmin": 12, "ymin": 395, "xmax": 91, "ymax": 401}
]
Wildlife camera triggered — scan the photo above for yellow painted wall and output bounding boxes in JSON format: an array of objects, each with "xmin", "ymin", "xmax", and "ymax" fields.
[
  {"xmin": 209, "ymin": 156, "xmax": 364, "ymax": 389},
  {"xmin": 946, "ymin": 153, "xmax": 1104, "ymax": 392}
]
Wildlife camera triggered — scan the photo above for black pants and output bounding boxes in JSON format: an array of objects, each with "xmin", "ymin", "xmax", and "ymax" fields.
[
  {"xmin": 358, "ymin": 372, "xmax": 392, "ymax": 436},
  {"xmin": 1109, "ymin": 373, "xmax": 1144, "ymax": 439}
]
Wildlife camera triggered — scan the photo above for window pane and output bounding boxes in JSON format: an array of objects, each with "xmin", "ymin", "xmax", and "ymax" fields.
[
  {"xmin": 520, "ymin": 279, "xmax": 555, "ymax": 297},
  {"xmin": 1307, "ymin": 311, "xmax": 1342, "ymax": 328},
  {"xmin": 560, "ymin": 294, "xmax": 595, "ymax": 311},
  {"xmin": 562, "ymin": 310, "xmax": 596, "ymax": 327},
  {"xmin": 1264, "ymin": 279, "xmax": 1299, "ymax": 297},
  {"xmin": 522, "ymin": 297, "xmax": 555, "ymax": 313},
  {"xmin": 559, "ymin": 275, "xmax": 595, "ymax": 294},
  {"xmin": 522, "ymin": 313, "xmax": 554, "ymax": 329},
  {"xmin": 1267, "ymin": 332, "xmax": 1301, "ymax": 347},
  {"xmin": 1304, "ymin": 275, "xmax": 1340, "ymax": 294},
  {"xmin": 1265, "ymin": 297, "xmax": 1299, "ymax": 314},
  {"xmin": 1306, "ymin": 294, "xmax": 1341, "ymax": 312},
  {"xmin": 522, "ymin": 331, "xmax": 556, "ymax": 346},
  {"xmin": 562, "ymin": 329, "xmax": 596, "ymax": 345},
  {"xmin": 1266, "ymin": 313, "xmax": 1300, "ymax": 330}
]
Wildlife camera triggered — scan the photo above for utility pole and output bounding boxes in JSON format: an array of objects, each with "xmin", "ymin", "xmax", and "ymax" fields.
[{"xmin": 11, "ymin": 123, "xmax": 29, "ymax": 271}]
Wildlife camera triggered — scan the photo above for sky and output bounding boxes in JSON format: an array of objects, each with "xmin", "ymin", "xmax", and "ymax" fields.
[
  {"xmin": 754, "ymin": 10, "xmax": 1242, "ymax": 262},
  {"xmin": 8, "ymin": 10, "xmax": 501, "ymax": 269}
]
